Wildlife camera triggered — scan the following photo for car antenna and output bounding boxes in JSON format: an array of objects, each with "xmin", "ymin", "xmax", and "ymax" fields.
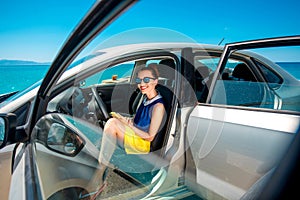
[{"xmin": 218, "ymin": 37, "xmax": 225, "ymax": 46}]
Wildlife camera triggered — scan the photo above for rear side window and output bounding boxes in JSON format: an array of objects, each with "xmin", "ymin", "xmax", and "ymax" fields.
[
  {"xmin": 254, "ymin": 60, "xmax": 283, "ymax": 85},
  {"xmin": 211, "ymin": 60, "xmax": 276, "ymax": 109}
]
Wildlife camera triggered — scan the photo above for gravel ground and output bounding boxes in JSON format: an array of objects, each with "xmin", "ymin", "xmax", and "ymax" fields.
[{"xmin": 95, "ymin": 168, "xmax": 148, "ymax": 200}]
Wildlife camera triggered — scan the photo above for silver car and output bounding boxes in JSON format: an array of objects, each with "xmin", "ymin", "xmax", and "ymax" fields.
[{"xmin": 1, "ymin": 0, "xmax": 300, "ymax": 199}]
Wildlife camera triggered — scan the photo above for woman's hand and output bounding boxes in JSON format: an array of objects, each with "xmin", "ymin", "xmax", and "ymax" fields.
[
  {"xmin": 126, "ymin": 117, "xmax": 133, "ymax": 126},
  {"xmin": 119, "ymin": 116, "xmax": 133, "ymax": 126},
  {"xmin": 123, "ymin": 117, "xmax": 133, "ymax": 126}
]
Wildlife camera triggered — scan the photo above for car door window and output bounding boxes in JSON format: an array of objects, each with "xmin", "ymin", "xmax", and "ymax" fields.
[
  {"xmin": 210, "ymin": 45, "xmax": 300, "ymax": 112},
  {"xmin": 40, "ymin": 59, "xmax": 145, "ymax": 199},
  {"xmin": 211, "ymin": 60, "xmax": 276, "ymax": 109},
  {"xmin": 254, "ymin": 60, "xmax": 283, "ymax": 87},
  {"xmin": 38, "ymin": 55, "xmax": 177, "ymax": 199}
]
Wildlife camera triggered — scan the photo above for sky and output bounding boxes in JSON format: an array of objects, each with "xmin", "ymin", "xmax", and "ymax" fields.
[
  {"xmin": 0, "ymin": 0, "xmax": 95, "ymax": 62},
  {"xmin": 0, "ymin": 0, "xmax": 300, "ymax": 63}
]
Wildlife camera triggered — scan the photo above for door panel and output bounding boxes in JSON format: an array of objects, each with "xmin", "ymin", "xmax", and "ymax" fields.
[
  {"xmin": 9, "ymin": 143, "xmax": 27, "ymax": 200},
  {"xmin": 0, "ymin": 145, "xmax": 15, "ymax": 200},
  {"xmin": 185, "ymin": 105, "xmax": 299, "ymax": 199}
]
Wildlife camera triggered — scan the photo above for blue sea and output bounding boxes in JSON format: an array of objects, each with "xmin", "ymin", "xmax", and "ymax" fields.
[
  {"xmin": 277, "ymin": 62, "xmax": 300, "ymax": 79},
  {"xmin": 0, "ymin": 65, "xmax": 50, "ymax": 95},
  {"xmin": 1, "ymin": 62, "xmax": 300, "ymax": 95}
]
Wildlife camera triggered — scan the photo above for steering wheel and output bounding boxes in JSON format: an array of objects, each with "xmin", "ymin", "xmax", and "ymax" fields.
[{"xmin": 91, "ymin": 87, "xmax": 110, "ymax": 124}]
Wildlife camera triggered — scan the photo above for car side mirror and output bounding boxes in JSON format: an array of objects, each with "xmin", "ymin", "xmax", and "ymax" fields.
[
  {"xmin": 0, "ymin": 113, "xmax": 17, "ymax": 149},
  {"xmin": 32, "ymin": 113, "xmax": 84, "ymax": 156},
  {"xmin": 46, "ymin": 122, "xmax": 84, "ymax": 156}
]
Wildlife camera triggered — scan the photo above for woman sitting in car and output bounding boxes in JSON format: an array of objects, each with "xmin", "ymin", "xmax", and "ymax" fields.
[{"xmin": 98, "ymin": 64, "xmax": 166, "ymax": 165}]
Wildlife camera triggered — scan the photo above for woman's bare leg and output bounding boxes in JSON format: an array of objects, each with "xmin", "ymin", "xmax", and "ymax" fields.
[{"xmin": 98, "ymin": 118, "xmax": 126, "ymax": 166}]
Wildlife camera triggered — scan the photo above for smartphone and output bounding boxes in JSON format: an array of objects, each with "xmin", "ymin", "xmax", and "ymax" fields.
[{"xmin": 110, "ymin": 112, "xmax": 122, "ymax": 119}]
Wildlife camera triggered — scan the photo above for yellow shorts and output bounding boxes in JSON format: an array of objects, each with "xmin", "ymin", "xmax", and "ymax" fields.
[{"xmin": 124, "ymin": 126, "xmax": 150, "ymax": 154}]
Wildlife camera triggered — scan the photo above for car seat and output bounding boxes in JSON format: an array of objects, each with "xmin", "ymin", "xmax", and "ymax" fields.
[
  {"xmin": 232, "ymin": 63, "xmax": 257, "ymax": 81},
  {"xmin": 195, "ymin": 64, "xmax": 212, "ymax": 102},
  {"xmin": 128, "ymin": 59, "xmax": 176, "ymax": 153},
  {"xmin": 110, "ymin": 61, "xmax": 177, "ymax": 177},
  {"xmin": 158, "ymin": 59, "xmax": 176, "ymax": 87}
]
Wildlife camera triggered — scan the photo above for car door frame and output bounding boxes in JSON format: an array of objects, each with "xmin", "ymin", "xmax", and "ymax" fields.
[
  {"xmin": 29, "ymin": 0, "xmax": 137, "ymax": 132},
  {"xmin": 9, "ymin": 1, "xmax": 137, "ymax": 199},
  {"xmin": 207, "ymin": 35, "xmax": 300, "ymax": 102}
]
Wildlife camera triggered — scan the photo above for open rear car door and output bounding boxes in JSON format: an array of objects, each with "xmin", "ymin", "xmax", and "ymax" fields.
[{"xmin": 184, "ymin": 36, "xmax": 300, "ymax": 199}]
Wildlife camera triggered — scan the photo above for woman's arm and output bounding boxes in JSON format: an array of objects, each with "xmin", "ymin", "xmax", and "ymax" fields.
[{"xmin": 127, "ymin": 103, "xmax": 165, "ymax": 141}]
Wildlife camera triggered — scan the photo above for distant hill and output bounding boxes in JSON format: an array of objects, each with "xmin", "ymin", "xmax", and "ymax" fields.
[{"xmin": 0, "ymin": 59, "xmax": 51, "ymax": 65}]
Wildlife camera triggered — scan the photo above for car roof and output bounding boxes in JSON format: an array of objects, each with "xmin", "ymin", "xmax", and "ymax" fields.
[{"xmin": 58, "ymin": 42, "xmax": 225, "ymax": 80}]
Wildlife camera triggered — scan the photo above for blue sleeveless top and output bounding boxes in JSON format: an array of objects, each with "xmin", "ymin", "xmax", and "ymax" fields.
[{"xmin": 133, "ymin": 94, "xmax": 164, "ymax": 133}]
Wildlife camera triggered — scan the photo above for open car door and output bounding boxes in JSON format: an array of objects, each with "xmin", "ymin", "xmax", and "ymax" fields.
[
  {"xmin": 184, "ymin": 36, "xmax": 300, "ymax": 199},
  {"xmin": 8, "ymin": 1, "xmax": 137, "ymax": 200}
]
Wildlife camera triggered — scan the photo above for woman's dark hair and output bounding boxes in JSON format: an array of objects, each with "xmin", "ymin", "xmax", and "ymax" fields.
[{"xmin": 138, "ymin": 63, "xmax": 159, "ymax": 79}]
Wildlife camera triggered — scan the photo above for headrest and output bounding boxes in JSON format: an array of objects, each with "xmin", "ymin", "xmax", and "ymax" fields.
[
  {"xmin": 196, "ymin": 65, "xmax": 210, "ymax": 79},
  {"xmin": 232, "ymin": 63, "xmax": 256, "ymax": 81},
  {"xmin": 159, "ymin": 59, "xmax": 175, "ymax": 69}
]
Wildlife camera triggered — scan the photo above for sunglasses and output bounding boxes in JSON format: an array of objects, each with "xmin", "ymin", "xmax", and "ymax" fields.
[{"xmin": 135, "ymin": 77, "xmax": 156, "ymax": 84}]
